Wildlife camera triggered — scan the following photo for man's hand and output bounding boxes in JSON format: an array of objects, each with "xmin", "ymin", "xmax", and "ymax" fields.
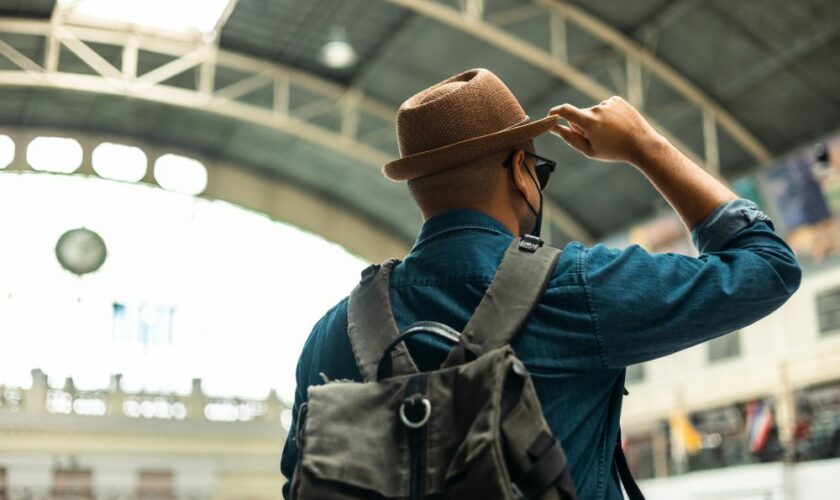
[
  {"xmin": 548, "ymin": 96, "xmax": 662, "ymax": 167},
  {"xmin": 548, "ymin": 96, "xmax": 737, "ymax": 229}
]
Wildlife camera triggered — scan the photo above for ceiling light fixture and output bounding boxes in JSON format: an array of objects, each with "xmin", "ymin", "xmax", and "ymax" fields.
[
  {"xmin": 55, "ymin": 227, "xmax": 108, "ymax": 276},
  {"xmin": 319, "ymin": 27, "xmax": 357, "ymax": 70}
]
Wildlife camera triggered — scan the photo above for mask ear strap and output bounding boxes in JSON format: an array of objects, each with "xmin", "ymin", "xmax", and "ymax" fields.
[
  {"xmin": 505, "ymin": 151, "xmax": 543, "ymax": 237},
  {"xmin": 521, "ymin": 168, "xmax": 541, "ymax": 215},
  {"xmin": 507, "ymin": 152, "xmax": 537, "ymax": 210},
  {"xmin": 524, "ymin": 166, "xmax": 544, "ymax": 237}
]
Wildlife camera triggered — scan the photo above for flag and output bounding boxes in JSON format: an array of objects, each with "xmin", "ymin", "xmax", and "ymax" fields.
[
  {"xmin": 669, "ymin": 412, "xmax": 702, "ymax": 455},
  {"xmin": 746, "ymin": 400, "xmax": 774, "ymax": 453}
]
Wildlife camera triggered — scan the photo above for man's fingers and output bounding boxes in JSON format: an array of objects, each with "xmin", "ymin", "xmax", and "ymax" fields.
[
  {"xmin": 549, "ymin": 104, "xmax": 591, "ymax": 127},
  {"xmin": 552, "ymin": 124, "xmax": 593, "ymax": 156},
  {"xmin": 568, "ymin": 120, "xmax": 587, "ymax": 137}
]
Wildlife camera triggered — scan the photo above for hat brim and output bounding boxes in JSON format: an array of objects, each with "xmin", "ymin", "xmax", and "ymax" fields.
[{"xmin": 383, "ymin": 114, "xmax": 560, "ymax": 182}]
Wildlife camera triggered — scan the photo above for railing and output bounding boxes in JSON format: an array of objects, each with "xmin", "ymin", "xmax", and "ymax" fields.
[
  {"xmin": 1, "ymin": 486, "xmax": 223, "ymax": 500},
  {"xmin": 0, "ymin": 369, "xmax": 286, "ymax": 424}
]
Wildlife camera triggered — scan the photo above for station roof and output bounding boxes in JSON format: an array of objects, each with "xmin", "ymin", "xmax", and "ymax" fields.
[{"xmin": 0, "ymin": 0, "xmax": 838, "ymax": 246}]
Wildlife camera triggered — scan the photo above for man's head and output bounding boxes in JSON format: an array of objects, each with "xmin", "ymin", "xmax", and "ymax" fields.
[
  {"xmin": 382, "ymin": 69, "xmax": 559, "ymax": 237},
  {"xmin": 407, "ymin": 140, "xmax": 550, "ymax": 237}
]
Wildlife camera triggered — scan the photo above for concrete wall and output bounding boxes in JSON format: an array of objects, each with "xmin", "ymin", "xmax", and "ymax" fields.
[{"xmin": 638, "ymin": 458, "xmax": 840, "ymax": 500}]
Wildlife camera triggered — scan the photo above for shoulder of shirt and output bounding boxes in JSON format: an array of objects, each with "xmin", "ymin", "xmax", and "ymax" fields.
[
  {"xmin": 322, "ymin": 296, "xmax": 349, "ymax": 328},
  {"xmin": 304, "ymin": 296, "xmax": 350, "ymax": 344},
  {"xmin": 549, "ymin": 240, "xmax": 656, "ymax": 286},
  {"xmin": 547, "ymin": 240, "xmax": 587, "ymax": 287}
]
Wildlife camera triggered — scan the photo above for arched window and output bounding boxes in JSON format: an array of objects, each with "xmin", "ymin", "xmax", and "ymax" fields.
[
  {"xmin": 27, "ymin": 137, "xmax": 83, "ymax": 173},
  {"xmin": 92, "ymin": 142, "xmax": 147, "ymax": 182},
  {"xmin": 153, "ymin": 154, "xmax": 208, "ymax": 195}
]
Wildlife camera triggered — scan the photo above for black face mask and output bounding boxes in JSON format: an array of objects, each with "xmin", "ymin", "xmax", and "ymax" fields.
[{"xmin": 520, "ymin": 168, "xmax": 543, "ymax": 238}]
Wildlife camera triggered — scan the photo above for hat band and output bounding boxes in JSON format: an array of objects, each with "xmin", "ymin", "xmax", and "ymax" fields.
[{"xmin": 505, "ymin": 116, "xmax": 530, "ymax": 130}]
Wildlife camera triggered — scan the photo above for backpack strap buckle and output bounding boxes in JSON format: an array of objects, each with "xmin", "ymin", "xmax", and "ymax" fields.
[
  {"xmin": 400, "ymin": 396, "xmax": 432, "ymax": 429},
  {"xmin": 519, "ymin": 234, "xmax": 544, "ymax": 252}
]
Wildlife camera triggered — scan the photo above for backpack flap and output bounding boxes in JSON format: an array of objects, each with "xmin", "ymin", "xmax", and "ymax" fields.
[
  {"xmin": 296, "ymin": 378, "xmax": 411, "ymax": 498},
  {"xmin": 438, "ymin": 346, "xmax": 520, "ymax": 489},
  {"xmin": 294, "ymin": 346, "xmax": 543, "ymax": 499},
  {"xmin": 499, "ymin": 360, "xmax": 577, "ymax": 500},
  {"xmin": 440, "ymin": 347, "xmax": 572, "ymax": 500}
]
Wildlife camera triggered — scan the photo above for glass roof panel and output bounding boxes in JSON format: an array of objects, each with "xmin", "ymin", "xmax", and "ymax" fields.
[{"xmin": 58, "ymin": 0, "xmax": 233, "ymax": 35}]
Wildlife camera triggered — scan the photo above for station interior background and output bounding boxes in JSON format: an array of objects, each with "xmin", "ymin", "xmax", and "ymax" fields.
[{"xmin": 1, "ymin": 0, "xmax": 840, "ymax": 499}]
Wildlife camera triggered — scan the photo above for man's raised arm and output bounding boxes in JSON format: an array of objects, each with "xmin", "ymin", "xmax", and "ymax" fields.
[
  {"xmin": 549, "ymin": 95, "xmax": 737, "ymax": 230},
  {"xmin": 548, "ymin": 96, "xmax": 802, "ymax": 369}
]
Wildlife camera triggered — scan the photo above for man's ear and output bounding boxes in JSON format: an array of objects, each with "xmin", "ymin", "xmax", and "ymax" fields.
[{"xmin": 509, "ymin": 149, "xmax": 530, "ymax": 195}]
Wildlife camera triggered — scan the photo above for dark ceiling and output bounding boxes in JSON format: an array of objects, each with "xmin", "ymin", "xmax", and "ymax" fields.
[{"xmin": 0, "ymin": 0, "xmax": 838, "ymax": 246}]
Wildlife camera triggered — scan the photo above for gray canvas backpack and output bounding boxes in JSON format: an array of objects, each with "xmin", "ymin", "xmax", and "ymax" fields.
[{"xmin": 289, "ymin": 236, "xmax": 644, "ymax": 499}]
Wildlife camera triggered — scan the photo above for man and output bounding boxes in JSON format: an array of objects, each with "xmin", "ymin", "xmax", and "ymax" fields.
[{"xmin": 281, "ymin": 69, "xmax": 801, "ymax": 498}]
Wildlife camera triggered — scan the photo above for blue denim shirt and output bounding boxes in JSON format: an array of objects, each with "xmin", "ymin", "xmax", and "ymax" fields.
[{"xmin": 281, "ymin": 199, "xmax": 801, "ymax": 499}]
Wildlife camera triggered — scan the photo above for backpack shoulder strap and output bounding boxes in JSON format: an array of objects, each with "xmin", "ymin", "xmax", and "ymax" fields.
[
  {"xmin": 615, "ymin": 431, "xmax": 645, "ymax": 500},
  {"xmin": 347, "ymin": 259, "xmax": 419, "ymax": 382},
  {"xmin": 462, "ymin": 236, "xmax": 561, "ymax": 355}
]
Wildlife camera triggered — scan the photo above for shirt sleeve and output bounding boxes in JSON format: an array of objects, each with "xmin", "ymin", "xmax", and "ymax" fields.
[
  {"xmin": 280, "ymin": 340, "xmax": 311, "ymax": 499},
  {"xmin": 281, "ymin": 298, "xmax": 354, "ymax": 498},
  {"xmin": 280, "ymin": 309, "xmax": 332, "ymax": 498},
  {"xmin": 583, "ymin": 199, "xmax": 802, "ymax": 369}
]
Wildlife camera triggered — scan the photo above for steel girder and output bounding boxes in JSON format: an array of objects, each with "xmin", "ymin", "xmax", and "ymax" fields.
[
  {"xmin": 0, "ymin": 15, "xmax": 593, "ymax": 244},
  {"xmin": 386, "ymin": 0, "xmax": 773, "ymax": 175}
]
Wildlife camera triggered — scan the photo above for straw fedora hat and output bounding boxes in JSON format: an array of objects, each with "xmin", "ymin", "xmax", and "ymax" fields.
[{"xmin": 383, "ymin": 68, "xmax": 559, "ymax": 182}]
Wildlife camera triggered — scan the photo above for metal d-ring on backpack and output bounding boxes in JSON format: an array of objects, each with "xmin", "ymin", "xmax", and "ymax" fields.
[{"xmin": 289, "ymin": 236, "xmax": 644, "ymax": 499}]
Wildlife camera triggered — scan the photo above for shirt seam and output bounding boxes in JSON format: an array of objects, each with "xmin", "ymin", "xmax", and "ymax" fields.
[
  {"xmin": 580, "ymin": 246, "xmax": 610, "ymax": 370},
  {"xmin": 597, "ymin": 418, "xmax": 608, "ymax": 499},
  {"xmin": 412, "ymin": 224, "xmax": 510, "ymax": 251}
]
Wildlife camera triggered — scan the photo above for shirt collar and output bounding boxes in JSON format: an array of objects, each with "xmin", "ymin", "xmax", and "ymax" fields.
[{"xmin": 412, "ymin": 209, "xmax": 513, "ymax": 251}]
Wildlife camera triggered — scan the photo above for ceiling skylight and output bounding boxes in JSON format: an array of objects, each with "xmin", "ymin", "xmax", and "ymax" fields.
[
  {"xmin": 0, "ymin": 135, "xmax": 14, "ymax": 169},
  {"xmin": 57, "ymin": 0, "xmax": 234, "ymax": 35},
  {"xmin": 154, "ymin": 154, "xmax": 208, "ymax": 195},
  {"xmin": 27, "ymin": 137, "xmax": 83, "ymax": 174},
  {"xmin": 92, "ymin": 142, "xmax": 147, "ymax": 183}
]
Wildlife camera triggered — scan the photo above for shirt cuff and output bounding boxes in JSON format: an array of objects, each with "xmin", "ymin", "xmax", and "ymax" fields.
[{"xmin": 691, "ymin": 198, "xmax": 773, "ymax": 253}]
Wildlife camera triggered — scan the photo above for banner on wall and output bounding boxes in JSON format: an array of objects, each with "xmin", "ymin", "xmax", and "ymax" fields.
[
  {"xmin": 601, "ymin": 132, "xmax": 840, "ymax": 263},
  {"xmin": 761, "ymin": 136, "xmax": 840, "ymax": 262}
]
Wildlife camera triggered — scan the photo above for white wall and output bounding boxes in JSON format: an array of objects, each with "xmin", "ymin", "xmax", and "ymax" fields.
[
  {"xmin": 637, "ymin": 458, "xmax": 840, "ymax": 500},
  {"xmin": 0, "ymin": 451, "xmax": 219, "ymax": 497}
]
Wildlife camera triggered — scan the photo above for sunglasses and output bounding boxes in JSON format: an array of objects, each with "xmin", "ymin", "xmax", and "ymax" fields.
[{"xmin": 503, "ymin": 151, "xmax": 556, "ymax": 191}]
